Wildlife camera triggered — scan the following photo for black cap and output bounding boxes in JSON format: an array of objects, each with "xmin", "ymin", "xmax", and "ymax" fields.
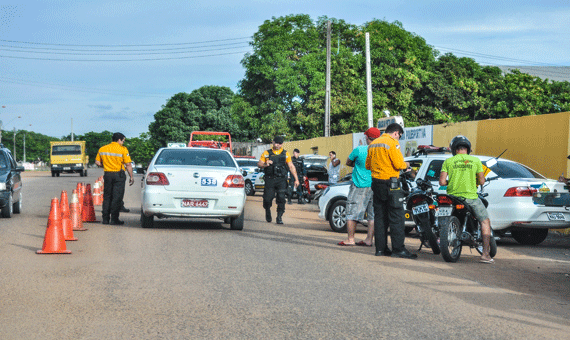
[
  {"xmin": 273, "ymin": 135, "xmax": 284, "ymax": 144},
  {"xmin": 293, "ymin": 148, "xmax": 300, "ymax": 153}
]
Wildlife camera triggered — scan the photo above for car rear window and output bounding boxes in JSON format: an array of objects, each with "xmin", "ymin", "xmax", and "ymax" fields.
[
  {"xmin": 484, "ymin": 160, "xmax": 544, "ymax": 179},
  {"xmin": 155, "ymin": 149, "xmax": 236, "ymax": 168}
]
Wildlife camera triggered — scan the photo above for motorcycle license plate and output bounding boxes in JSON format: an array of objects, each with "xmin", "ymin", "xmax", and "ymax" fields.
[
  {"xmin": 412, "ymin": 204, "xmax": 429, "ymax": 215},
  {"xmin": 181, "ymin": 199, "xmax": 209, "ymax": 208},
  {"xmin": 547, "ymin": 212, "xmax": 565, "ymax": 221},
  {"xmin": 436, "ymin": 206, "xmax": 453, "ymax": 217}
]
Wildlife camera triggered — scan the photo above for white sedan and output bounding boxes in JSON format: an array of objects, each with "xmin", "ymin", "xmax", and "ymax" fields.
[{"xmin": 141, "ymin": 147, "xmax": 246, "ymax": 229}]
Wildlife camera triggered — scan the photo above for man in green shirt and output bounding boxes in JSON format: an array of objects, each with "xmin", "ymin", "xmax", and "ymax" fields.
[{"xmin": 439, "ymin": 135, "xmax": 494, "ymax": 264}]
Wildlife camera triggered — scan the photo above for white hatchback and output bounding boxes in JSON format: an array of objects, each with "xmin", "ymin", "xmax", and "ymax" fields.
[{"xmin": 141, "ymin": 147, "xmax": 246, "ymax": 229}]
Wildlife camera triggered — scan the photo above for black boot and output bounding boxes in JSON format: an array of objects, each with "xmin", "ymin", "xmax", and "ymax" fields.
[
  {"xmin": 287, "ymin": 198, "xmax": 292, "ymax": 204},
  {"xmin": 265, "ymin": 208, "xmax": 272, "ymax": 222},
  {"xmin": 276, "ymin": 214, "xmax": 283, "ymax": 224}
]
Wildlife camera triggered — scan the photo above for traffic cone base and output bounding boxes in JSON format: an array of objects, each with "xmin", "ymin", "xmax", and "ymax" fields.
[{"xmin": 37, "ymin": 198, "xmax": 72, "ymax": 254}]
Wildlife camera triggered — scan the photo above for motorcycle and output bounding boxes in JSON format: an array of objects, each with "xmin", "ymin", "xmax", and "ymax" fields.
[
  {"xmin": 403, "ymin": 174, "xmax": 441, "ymax": 255},
  {"xmin": 435, "ymin": 176, "xmax": 499, "ymax": 263},
  {"xmin": 289, "ymin": 176, "xmax": 312, "ymax": 203}
]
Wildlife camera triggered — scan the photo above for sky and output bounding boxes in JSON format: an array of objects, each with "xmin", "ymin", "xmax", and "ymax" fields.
[{"xmin": 1, "ymin": 1, "xmax": 570, "ymax": 139}]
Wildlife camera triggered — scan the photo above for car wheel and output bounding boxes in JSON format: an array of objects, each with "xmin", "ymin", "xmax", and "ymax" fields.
[
  {"xmin": 328, "ymin": 200, "xmax": 347, "ymax": 233},
  {"xmin": 84, "ymin": 170, "xmax": 88, "ymax": 177},
  {"xmin": 13, "ymin": 192, "xmax": 22, "ymax": 214},
  {"xmin": 1, "ymin": 194, "xmax": 13, "ymax": 218},
  {"xmin": 510, "ymin": 228, "xmax": 549, "ymax": 245},
  {"xmin": 230, "ymin": 211, "xmax": 244, "ymax": 230},
  {"xmin": 245, "ymin": 180, "xmax": 255, "ymax": 196},
  {"xmin": 140, "ymin": 210, "xmax": 154, "ymax": 228},
  {"xmin": 80, "ymin": 170, "xmax": 84, "ymax": 177},
  {"xmin": 56, "ymin": 172, "xmax": 60, "ymax": 177},
  {"xmin": 51, "ymin": 171, "xmax": 55, "ymax": 177}
]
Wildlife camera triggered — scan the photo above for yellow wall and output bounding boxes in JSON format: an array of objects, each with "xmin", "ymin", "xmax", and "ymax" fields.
[
  {"xmin": 284, "ymin": 134, "xmax": 354, "ymax": 177},
  {"xmin": 475, "ymin": 112, "xmax": 570, "ymax": 179},
  {"xmin": 433, "ymin": 121, "xmax": 479, "ymax": 152}
]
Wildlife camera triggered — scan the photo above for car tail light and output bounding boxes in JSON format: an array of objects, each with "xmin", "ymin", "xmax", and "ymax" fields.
[
  {"xmin": 437, "ymin": 196, "xmax": 453, "ymax": 205},
  {"xmin": 315, "ymin": 183, "xmax": 329, "ymax": 190},
  {"xmin": 504, "ymin": 187, "xmax": 538, "ymax": 197},
  {"xmin": 146, "ymin": 172, "xmax": 169, "ymax": 185},
  {"xmin": 223, "ymin": 175, "xmax": 245, "ymax": 188}
]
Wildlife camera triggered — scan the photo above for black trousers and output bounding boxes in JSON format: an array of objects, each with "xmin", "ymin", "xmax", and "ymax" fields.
[
  {"xmin": 287, "ymin": 177, "xmax": 303, "ymax": 200},
  {"xmin": 263, "ymin": 176, "xmax": 288, "ymax": 214},
  {"xmin": 102, "ymin": 171, "xmax": 126, "ymax": 222},
  {"xmin": 371, "ymin": 178, "xmax": 406, "ymax": 252}
]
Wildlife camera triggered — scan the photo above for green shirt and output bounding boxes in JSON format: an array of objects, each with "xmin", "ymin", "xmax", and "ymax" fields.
[{"xmin": 441, "ymin": 154, "xmax": 483, "ymax": 200}]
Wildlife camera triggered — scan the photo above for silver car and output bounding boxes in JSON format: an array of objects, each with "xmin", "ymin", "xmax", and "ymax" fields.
[{"xmin": 141, "ymin": 147, "xmax": 246, "ymax": 229}]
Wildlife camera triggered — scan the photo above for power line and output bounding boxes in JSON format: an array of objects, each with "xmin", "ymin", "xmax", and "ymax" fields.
[{"xmin": 0, "ymin": 36, "xmax": 252, "ymax": 47}]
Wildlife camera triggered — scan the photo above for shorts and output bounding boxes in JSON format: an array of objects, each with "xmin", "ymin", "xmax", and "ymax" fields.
[
  {"xmin": 345, "ymin": 183, "xmax": 374, "ymax": 221},
  {"xmin": 464, "ymin": 198, "xmax": 490, "ymax": 222}
]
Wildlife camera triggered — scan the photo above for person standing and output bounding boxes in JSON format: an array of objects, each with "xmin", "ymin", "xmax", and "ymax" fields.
[
  {"xmin": 95, "ymin": 132, "xmax": 135, "ymax": 225},
  {"xmin": 258, "ymin": 135, "xmax": 299, "ymax": 224},
  {"xmin": 439, "ymin": 135, "xmax": 494, "ymax": 263},
  {"xmin": 328, "ymin": 151, "xmax": 341, "ymax": 184},
  {"xmin": 366, "ymin": 123, "xmax": 416, "ymax": 259},
  {"xmin": 288, "ymin": 149, "xmax": 306, "ymax": 204},
  {"xmin": 338, "ymin": 127, "xmax": 381, "ymax": 246}
]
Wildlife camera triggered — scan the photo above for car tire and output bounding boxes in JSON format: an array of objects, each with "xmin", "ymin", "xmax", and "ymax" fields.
[
  {"xmin": 1, "ymin": 194, "xmax": 13, "ymax": 218},
  {"xmin": 328, "ymin": 200, "xmax": 347, "ymax": 233},
  {"xmin": 140, "ymin": 210, "xmax": 154, "ymax": 228},
  {"xmin": 84, "ymin": 170, "xmax": 88, "ymax": 177},
  {"xmin": 13, "ymin": 192, "xmax": 22, "ymax": 214},
  {"xmin": 56, "ymin": 172, "xmax": 60, "ymax": 177},
  {"xmin": 510, "ymin": 228, "xmax": 549, "ymax": 245},
  {"xmin": 245, "ymin": 180, "xmax": 255, "ymax": 196},
  {"xmin": 80, "ymin": 170, "xmax": 84, "ymax": 177},
  {"xmin": 51, "ymin": 171, "xmax": 55, "ymax": 177},
  {"xmin": 230, "ymin": 211, "xmax": 244, "ymax": 230}
]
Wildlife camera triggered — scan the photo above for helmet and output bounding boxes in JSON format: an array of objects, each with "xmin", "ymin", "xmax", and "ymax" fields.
[{"xmin": 449, "ymin": 135, "xmax": 471, "ymax": 156}]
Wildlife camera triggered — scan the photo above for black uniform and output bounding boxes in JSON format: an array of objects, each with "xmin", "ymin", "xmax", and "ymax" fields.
[
  {"xmin": 288, "ymin": 156, "xmax": 305, "ymax": 203},
  {"xmin": 263, "ymin": 149, "xmax": 289, "ymax": 216}
]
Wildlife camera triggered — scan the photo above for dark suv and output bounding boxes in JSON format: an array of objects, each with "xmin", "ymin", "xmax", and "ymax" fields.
[{"xmin": 0, "ymin": 143, "xmax": 24, "ymax": 218}]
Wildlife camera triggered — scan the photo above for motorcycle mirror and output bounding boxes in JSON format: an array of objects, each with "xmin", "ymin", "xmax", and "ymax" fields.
[{"xmin": 486, "ymin": 158, "xmax": 497, "ymax": 168}]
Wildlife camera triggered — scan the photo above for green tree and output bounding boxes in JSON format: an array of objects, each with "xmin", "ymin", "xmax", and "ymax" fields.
[
  {"xmin": 149, "ymin": 86, "xmax": 244, "ymax": 146},
  {"xmin": 124, "ymin": 132, "xmax": 160, "ymax": 166},
  {"xmin": 72, "ymin": 131, "xmax": 114, "ymax": 164}
]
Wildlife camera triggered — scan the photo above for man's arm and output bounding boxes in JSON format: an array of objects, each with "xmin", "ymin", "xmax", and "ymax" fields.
[
  {"xmin": 439, "ymin": 171, "xmax": 448, "ymax": 186},
  {"xmin": 332, "ymin": 158, "xmax": 340, "ymax": 167},
  {"xmin": 125, "ymin": 162, "xmax": 135, "ymax": 186},
  {"xmin": 476, "ymin": 172, "xmax": 486, "ymax": 186},
  {"xmin": 346, "ymin": 157, "xmax": 355, "ymax": 167},
  {"xmin": 287, "ymin": 161, "xmax": 299, "ymax": 187}
]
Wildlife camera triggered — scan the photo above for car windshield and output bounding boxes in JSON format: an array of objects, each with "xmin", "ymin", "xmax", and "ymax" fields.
[
  {"xmin": 155, "ymin": 149, "xmax": 236, "ymax": 168},
  {"xmin": 484, "ymin": 160, "xmax": 545, "ymax": 179},
  {"xmin": 52, "ymin": 145, "xmax": 81, "ymax": 155},
  {"xmin": 236, "ymin": 159, "xmax": 258, "ymax": 168},
  {"xmin": 0, "ymin": 153, "xmax": 7, "ymax": 168}
]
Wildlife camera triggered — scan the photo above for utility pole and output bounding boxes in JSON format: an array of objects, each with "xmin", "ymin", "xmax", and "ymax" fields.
[
  {"xmin": 13, "ymin": 127, "xmax": 16, "ymax": 161},
  {"xmin": 324, "ymin": 20, "xmax": 331, "ymax": 137},
  {"xmin": 366, "ymin": 32, "xmax": 373, "ymax": 128},
  {"xmin": 71, "ymin": 118, "xmax": 74, "ymax": 141}
]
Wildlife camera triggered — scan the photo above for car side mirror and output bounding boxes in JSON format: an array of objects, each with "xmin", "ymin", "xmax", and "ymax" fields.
[{"xmin": 15, "ymin": 166, "xmax": 25, "ymax": 172}]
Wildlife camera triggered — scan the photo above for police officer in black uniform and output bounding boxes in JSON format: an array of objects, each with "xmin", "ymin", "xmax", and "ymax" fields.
[
  {"xmin": 288, "ymin": 149, "xmax": 306, "ymax": 204},
  {"xmin": 258, "ymin": 136, "xmax": 299, "ymax": 224}
]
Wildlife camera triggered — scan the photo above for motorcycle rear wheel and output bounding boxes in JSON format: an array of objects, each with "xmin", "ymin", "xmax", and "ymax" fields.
[{"xmin": 439, "ymin": 216, "xmax": 462, "ymax": 262}]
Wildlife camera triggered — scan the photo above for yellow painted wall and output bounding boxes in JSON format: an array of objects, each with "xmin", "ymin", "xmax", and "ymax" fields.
[
  {"xmin": 284, "ymin": 134, "xmax": 354, "ymax": 177},
  {"xmin": 475, "ymin": 112, "xmax": 570, "ymax": 179},
  {"xmin": 433, "ymin": 121, "xmax": 479, "ymax": 152}
]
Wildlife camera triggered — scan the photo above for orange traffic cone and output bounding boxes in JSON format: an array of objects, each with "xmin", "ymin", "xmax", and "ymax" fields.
[
  {"xmin": 77, "ymin": 183, "xmax": 84, "ymax": 216},
  {"xmin": 82, "ymin": 183, "xmax": 98, "ymax": 222},
  {"xmin": 37, "ymin": 198, "xmax": 72, "ymax": 254},
  {"xmin": 60, "ymin": 190, "xmax": 78, "ymax": 241},
  {"xmin": 70, "ymin": 189, "xmax": 87, "ymax": 231},
  {"xmin": 92, "ymin": 181, "xmax": 103, "ymax": 206}
]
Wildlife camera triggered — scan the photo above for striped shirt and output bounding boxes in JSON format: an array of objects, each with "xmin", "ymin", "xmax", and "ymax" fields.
[
  {"xmin": 365, "ymin": 133, "xmax": 407, "ymax": 180},
  {"xmin": 95, "ymin": 142, "xmax": 132, "ymax": 172}
]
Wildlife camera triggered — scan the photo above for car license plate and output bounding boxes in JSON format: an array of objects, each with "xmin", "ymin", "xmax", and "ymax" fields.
[
  {"xmin": 436, "ymin": 206, "xmax": 453, "ymax": 217},
  {"xmin": 412, "ymin": 204, "xmax": 429, "ymax": 215},
  {"xmin": 547, "ymin": 212, "xmax": 565, "ymax": 221},
  {"xmin": 181, "ymin": 199, "xmax": 208, "ymax": 208},
  {"xmin": 201, "ymin": 178, "xmax": 217, "ymax": 186},
  {"xmin": 63, "ymin": 167, "xmax": 71, "ymax": 170}
]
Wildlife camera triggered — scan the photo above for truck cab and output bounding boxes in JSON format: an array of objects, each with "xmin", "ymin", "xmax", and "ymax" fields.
[{"xmin": 50, "ymin": 141, "xmax": 89, "ymax": 177}]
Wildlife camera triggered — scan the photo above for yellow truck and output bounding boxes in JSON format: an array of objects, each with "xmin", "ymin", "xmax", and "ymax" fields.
[{"xmin": 49, "ymin": 141, "xmax": 89, "ymax": 177}]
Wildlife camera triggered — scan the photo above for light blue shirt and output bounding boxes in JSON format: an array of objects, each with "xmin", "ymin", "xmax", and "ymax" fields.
[{"xmin": 349, "ymin": 145, "xmax": 372, "ymax": 188}]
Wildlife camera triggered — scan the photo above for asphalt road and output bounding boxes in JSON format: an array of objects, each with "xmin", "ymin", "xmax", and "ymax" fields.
[{"xmin": 1, "ymin": 169, "xmax": 569, "ymax": 340}]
